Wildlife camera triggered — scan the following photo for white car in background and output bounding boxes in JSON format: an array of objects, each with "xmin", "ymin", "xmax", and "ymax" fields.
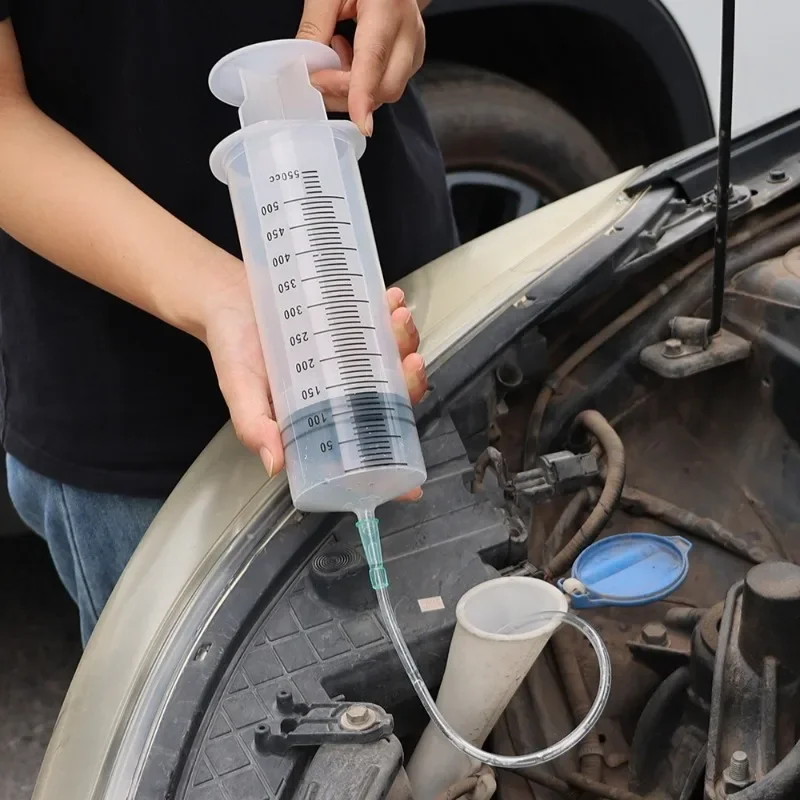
[{"xmin": 419, "ymin": 0, "xmax": 800, "ymax": 241}]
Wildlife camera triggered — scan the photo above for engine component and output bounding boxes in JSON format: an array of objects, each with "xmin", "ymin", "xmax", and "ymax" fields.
[
  {"xmin": 471, "ymin": 446, "xmax": 598, "ymax": 502},
  {"xmin": 628, "ymin": 561, "xmax": 800, "ymax": 800},
  {"xmin": 639, "ymin": 315, "xmax": 751, "ymax": 378},
  {"xmin": 704, "ymin": 562, "xmax": 800, "ymax": 800},
  {"xmin": 513, "ymin": 451, "xmax": 600, "ymax": 501}
]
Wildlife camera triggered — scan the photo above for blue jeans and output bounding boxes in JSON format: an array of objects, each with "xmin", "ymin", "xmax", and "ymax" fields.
[{"xmin": 6, "ymin": 455, "xmax": 166, "ymax": 645}]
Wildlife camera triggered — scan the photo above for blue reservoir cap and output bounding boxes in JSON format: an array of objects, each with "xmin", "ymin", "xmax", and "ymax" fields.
[{"xmin": 558, "ymin": 533, "xmax": 692, "ymax": 609}]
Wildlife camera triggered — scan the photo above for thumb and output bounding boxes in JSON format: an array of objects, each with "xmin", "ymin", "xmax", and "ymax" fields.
[{"xmin": 297, "ymin": 0, "xmax": 340, "ymax": 43}]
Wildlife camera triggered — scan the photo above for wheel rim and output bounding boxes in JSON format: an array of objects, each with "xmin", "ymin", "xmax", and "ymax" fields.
[{"xmin": 446, "ymin": 169, "xmax": 548, "ymax": 244}]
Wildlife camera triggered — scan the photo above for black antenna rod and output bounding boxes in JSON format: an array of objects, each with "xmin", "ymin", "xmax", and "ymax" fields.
[{"xmin": 710, "ymin": 0, "xmax": 736, "ymax": 335}]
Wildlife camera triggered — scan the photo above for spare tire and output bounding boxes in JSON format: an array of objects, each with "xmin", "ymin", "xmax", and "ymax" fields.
[{"xmin": 418, "ymin": 62, "xmax": 617, "ymax": 243}]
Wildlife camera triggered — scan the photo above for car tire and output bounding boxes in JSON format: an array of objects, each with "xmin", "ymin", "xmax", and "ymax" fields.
[{"xmin": 417, "ymin": 62, "xmax": 618, "ymax": 242}]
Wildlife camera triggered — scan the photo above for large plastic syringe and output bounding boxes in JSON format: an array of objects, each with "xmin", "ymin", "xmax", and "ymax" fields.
[
  {"xmin": 210, "ymin": 40, "xmax": 426, "ymax": 514},
  {"xmin": 209, "ymin": 39, "xmax": 609, "ymax": 782}
]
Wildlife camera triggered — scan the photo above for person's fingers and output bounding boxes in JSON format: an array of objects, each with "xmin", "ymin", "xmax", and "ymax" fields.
[
  {"xmin": 215, "ymin": 361, "xmax": 285, "ymax": 477},
  {"xmin": 395, "ymin": 486, "xmax": 424, "ymax": 502},
  {"xmin": 311, "ymin": 69, "xmax": 350, "ymax": 98},
  {"xmin": 322, "ymin": 95, "xmax": 350, "ymax": 113},
  {"xmin": 391, "ymin": 306, "xmax": 420, "ymax": 360},
  {"xmin": 296, "ymin": 0, "xmax": 341, "ymax": 43},
  {"xmin": 331, "ymin": 33, "xmax": 354, "ymax": 68},
  {"xmin": 310, "ymin": 35, "xmax": 353, "ymax": 114},
  {"xmin": 386, "ymin": 286, "xmax": 407, "ymax": 312},
  {"xmin": 377, "ymin": 24, "xmax": 420, "ymax": 103},
  {"xmin": 402, "ymin": 351, "xmax": 428, "ymax": 405},
  {"xmin": 349, "ymin": 4, "xmax": 400, "ymax": 134}
]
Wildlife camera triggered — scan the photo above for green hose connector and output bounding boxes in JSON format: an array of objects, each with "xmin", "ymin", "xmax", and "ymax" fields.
[{"xmin": 356, "ymin": 515, "xmax": 389, "ymax": 590}]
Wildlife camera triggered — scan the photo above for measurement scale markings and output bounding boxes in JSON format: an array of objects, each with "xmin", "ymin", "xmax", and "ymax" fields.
[
  {"xmin": 299, "ymin": 213, "xmax": 337, "ymax": 222},
  {"xmin": 285, "ymin": 195, "xmax": 344, "ymax": 204},
  {"xmin": 321, "ymin": 294, "xmax": 357, "ymax": 302},
  {"xmin": 325, "ymin": 313, "xmax": 361, "ymax": 322},
  {"xmin": 320, "ymin": 286, "xmax": 356, "ymax": 294},
  {"xmin": 313, "ymin": 260, "xmax": 349, "ymax": 266},
  {"xmin": 297, "ymin": 246, "xmax": 357, "ymax": 256},
  {"xmin": 304, "ymin": 227, "xmax": 341, "ymax": 235},
  {"xmin": 344, "ymin": 461, "xmax": 405, "ymax": 473},
  {"xmin": 291, "ymin": 221, "xmax": 351, "ymax": 230},
  {"xmin": 310, "ymin": 299, "xmax": 367, "ymax": 309},
  {"xmin": 320, "ymin": 285, "xmax": 356, "ymax": 294},
  {"xmin": 327, "ymin": 318, "xmax": 361, "ymax": 326},
  {"xmin": 327, "ymin": 380, "xmax": 388, "ymax": 390},
  {"xmin": 339, "ymin": 364, "xmax": 375, "ymax": 372},
  {"xmin": 331, "ymin": 343, "xmax": 369, "ymax": 352},
  {"xmin": 320, "ymin": 354, "xmax": 379, "ymax": 363},
  {"xmin": 314, "ymin": 325, "xmax": 374, "ymax": 335}
]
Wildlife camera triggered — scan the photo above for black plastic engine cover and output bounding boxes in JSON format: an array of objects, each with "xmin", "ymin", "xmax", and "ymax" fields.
[{"xmin": 135, "ymin": 414, "xmax": 513, "ymax": 800}]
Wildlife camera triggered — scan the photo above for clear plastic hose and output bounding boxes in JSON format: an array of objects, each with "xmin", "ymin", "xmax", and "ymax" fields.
[{"xmin": 356, "ymin": 512, "xmax": 612, "ymax": 769}]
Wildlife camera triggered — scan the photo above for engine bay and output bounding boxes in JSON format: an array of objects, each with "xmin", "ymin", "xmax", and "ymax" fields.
[{"xmin": 128, "ymin": 195, "xmax": 800, "ymax": 800}]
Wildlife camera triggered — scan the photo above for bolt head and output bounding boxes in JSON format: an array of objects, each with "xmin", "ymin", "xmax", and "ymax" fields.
[
  {"xmin": 341, "ymin": 704, "xmax": 378, "ymax": 731},
  {"xmin": 663, "ymin": 338, "xmax": 684, "ymax": 357},
  {"xmin": 724, "ymin": 750, "xmax": 752, "ymax": 790},
  {"xmin": 642, "ymin": 622, "xmax": 669, "ymax": 646},
  {"xmin": 346, "ymin": 704, "xmax": 369, "ymax": 724},
  {"xmin": 769, "ymin": 168, "xmax": 788, "ymax": 183}
]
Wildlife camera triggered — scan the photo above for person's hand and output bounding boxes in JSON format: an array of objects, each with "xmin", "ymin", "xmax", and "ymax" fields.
[
  {"xmin": 296, "ymin": 0, "xmax": 427, "ymax": 136},
  {"xmin": 204, "ymin": 276, "xmax": 427, "ymax": 498}
]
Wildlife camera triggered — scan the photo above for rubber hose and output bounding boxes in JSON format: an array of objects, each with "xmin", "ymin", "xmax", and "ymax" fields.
[
  {"xmin": 543, "ymin": 488, "xmax": 593, "ymax": 564},
  {"xmin": 619, "ymin": 485, "xmax": 773, "ymax": 564},
  {"xmin": 551, "ymin": 628, "xmax": 605, "ymax": 781},
  {"xmin": 628, "ymin": 667, "xmax": 690, "ymax": 791},
  {"xmin": 544, "ymin": 411, "xmax": 625, "ymax": 579}
]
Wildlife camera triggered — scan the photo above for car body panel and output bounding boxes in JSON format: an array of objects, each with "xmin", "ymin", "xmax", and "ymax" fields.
[
  {"xmin": 660, "ymin": 0, "xmax": 800, "ymax": 132},
  {"xmin": 32, "ymin": 167, "xmax": 642, "ymax": 800},
  {"xmin": 426, "ymin": 0, "xmax": 714, "ymax": 148}
]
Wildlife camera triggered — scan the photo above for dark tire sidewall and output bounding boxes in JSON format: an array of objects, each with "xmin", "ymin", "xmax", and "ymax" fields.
[{"xmin": 418, "ymin": 63, "xmax": 617, "ymax": 202}]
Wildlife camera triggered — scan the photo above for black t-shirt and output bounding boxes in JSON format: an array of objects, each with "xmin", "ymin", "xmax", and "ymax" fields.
[{"xmin": 0, "ymin": 2, "xmax": 456, "ymax": 496}]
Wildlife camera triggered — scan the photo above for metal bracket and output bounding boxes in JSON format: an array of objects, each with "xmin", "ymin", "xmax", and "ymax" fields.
[
  {"xmin": 640, "ymin": 315, "xmax": 751, "ymax": 378},
  {"xmin": 253, "ymin": 692, "xmax": 393, "ymax": 756}
]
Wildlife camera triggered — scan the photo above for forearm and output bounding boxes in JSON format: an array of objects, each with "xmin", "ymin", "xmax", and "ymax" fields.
[{"xmin": 0, "ymin": 95, "xmax": 242, "ymax": 341}]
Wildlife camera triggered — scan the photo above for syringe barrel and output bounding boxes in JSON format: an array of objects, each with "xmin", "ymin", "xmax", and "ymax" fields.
[{"xmin": 213, "ymin": 120, "xmax": 426, "ymax": 511}]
